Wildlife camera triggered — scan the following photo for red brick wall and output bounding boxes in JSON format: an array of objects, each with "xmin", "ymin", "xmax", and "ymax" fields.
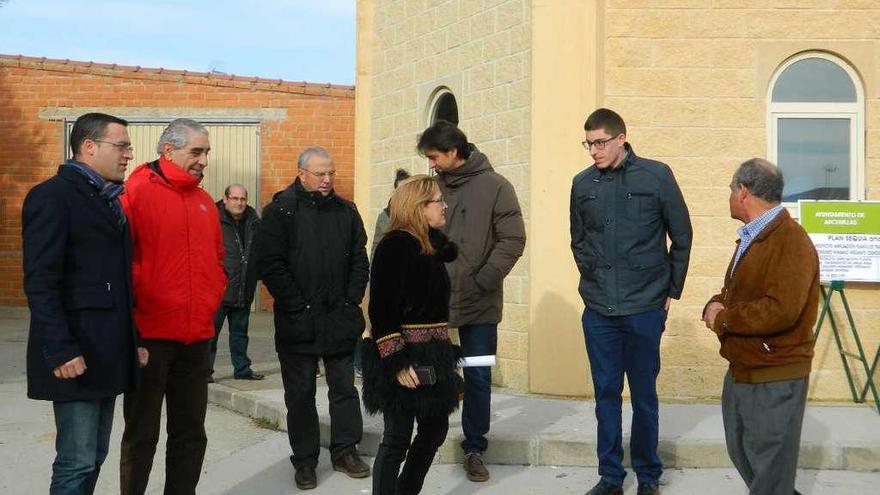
[{"xmin": 0, "ymin": 56, "xmax": 355, "ymax": 306}]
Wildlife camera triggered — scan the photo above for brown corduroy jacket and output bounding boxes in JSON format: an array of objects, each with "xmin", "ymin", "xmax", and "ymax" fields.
[{"xmin": 705, "ymin": 208, "xmax": 819, "ymax": 384}]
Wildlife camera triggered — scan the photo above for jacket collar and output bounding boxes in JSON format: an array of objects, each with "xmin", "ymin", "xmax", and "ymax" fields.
[
  {"xmin": 747, "ymin": 207, "xmax": 790, "ymax": 244},
  {"xmin": 437, "ymin": 144, "xmax": 492, "ymax": 188},
  {"xmin": 57, "ymin": 165, "xmax": 123, "ymax": 228},
  {"xmin": 290, "ymin": 177, "xmax": 335, "ymax": 208},
  {"xmin": 215, "ymin": 200, "xmax": 258, "ymax": 224},
  {"xmin": 600, "ymin": 142, "xmax": 636, "ymax": 174},
  {"xmin": 726, "ymin": 208, "xmax": 791, "ymax": 283},
  {"xmin": 152, "ymin": 156, "xmax": 201, "ymax": 190}
]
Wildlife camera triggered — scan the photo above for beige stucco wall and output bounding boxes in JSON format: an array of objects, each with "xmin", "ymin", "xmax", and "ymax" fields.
[
  {"xmin": 602, "ymin": 0, "xmax": 880, "ymax": 401},
  {"xmin": 358, "ymin": 0, "xmax": 533, "ymax": 390},
  {"xmin": 527, "ymin": 0, "xmax": 602, "ymax": 397},
  {"xmin": 358, "ymin": 0, "xmax": 880, "ymax": 401}
]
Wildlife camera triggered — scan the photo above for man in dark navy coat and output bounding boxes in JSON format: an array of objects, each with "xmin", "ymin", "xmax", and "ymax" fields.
[{"xmin": 23, "ymin": 112, "xmax": 146, "ymax": 495}]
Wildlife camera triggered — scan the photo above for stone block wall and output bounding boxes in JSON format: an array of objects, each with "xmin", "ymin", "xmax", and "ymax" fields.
[
  {"xmin": 603, "ymin": 1, "xmax": 880, "ymax": 401},
  {"xmin": 368, "ymin": 0, "xmax": 532, "ymax": 390}
]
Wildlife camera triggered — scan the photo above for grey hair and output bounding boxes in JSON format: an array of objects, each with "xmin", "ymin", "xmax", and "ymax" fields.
[
  {"xmin": 156, "ymin": 118, "xmax": 208, "ymax": 154},
  {"xmin": 297, "ymin": 146, "xmax": 332, "ymax": 169},
  {"xmin": 731, "ymin": 158, "xmax": 784, "ymax": 203}
]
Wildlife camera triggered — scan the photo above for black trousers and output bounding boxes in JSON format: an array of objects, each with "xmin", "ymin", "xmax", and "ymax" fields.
[
  {"xmin": 277, "ymin": 348, "xmax": 363, "ymax": 469},
  {"xmin": 372, "ymin": 408, "xmax": 449, "ymax": 495},
  {"xmin": 120, "ymin": 339, "xmax": 210, "ymax": 495}
]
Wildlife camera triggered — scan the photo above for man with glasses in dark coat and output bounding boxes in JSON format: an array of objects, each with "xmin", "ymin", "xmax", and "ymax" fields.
[
  {"xmin": 23, "ymin": 112, "xmax": 146, "ymax": 494},
  {"xmin": 254, "ymin": 146, "xmax": 370, "ymax": 490}
]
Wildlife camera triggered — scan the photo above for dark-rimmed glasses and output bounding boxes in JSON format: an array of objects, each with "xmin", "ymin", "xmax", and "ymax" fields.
[{"xmin": 581, "ymin": 135, "xmax": 619, "ymax": 151}]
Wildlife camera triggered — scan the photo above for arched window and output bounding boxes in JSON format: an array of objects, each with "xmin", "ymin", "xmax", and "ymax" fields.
[
  {"xmin": 767, "ymin": 53, "xmax": 864, "ymax": 203},
  {"xmin": 428, "ymin": 88, "xmax": 459, "ymax": 125}
]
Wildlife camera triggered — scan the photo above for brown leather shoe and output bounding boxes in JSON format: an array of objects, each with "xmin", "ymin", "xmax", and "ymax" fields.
[
  {"xmin": 332, "ymin": 452, "xmax": 370, "ymax": 478},
  {"xmin": 463, "ymin": 452, "xmax": 490, "ymax": 482}
]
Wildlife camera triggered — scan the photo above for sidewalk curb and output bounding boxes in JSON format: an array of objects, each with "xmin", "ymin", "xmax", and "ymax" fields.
[{"xmin": 208, "ymin": 384, "xmax": 880, "ymax": 471}]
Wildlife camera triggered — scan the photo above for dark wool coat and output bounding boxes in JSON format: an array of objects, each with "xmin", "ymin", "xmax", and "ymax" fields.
[
  {"xmin": 23, "ymin": 166, "xmax": 138, "ymax": 401},
  {"xmin": 361, "ymin": 229, "xmax": 462, "ymax": 418},
  {"xmin": 254, "ymin": 179, "xmax": 369, "ymax": 355}
]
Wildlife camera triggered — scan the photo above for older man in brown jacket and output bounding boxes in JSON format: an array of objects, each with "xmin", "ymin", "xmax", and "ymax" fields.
[
  {"xmin": 417, "ymin": 120, "xmax": 526, "ymax": 482},
  {"xmin": 703, "ymin": 158, "xmax": 819, "ymax": 495}
]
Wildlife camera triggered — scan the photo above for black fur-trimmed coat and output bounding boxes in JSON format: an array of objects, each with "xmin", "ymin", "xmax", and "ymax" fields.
[{"xmin": 361, "ymin": 229, "xmax": 462, "ymax": 418}]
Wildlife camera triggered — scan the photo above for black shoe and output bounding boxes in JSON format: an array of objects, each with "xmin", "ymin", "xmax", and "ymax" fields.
[
  {"xmin": 207, "ymin": 374, "xmax": 215, "ymax": 384},
  {"xmin": 637, "ymin": 483, "xmax": 660, "ymax": 495},
  {"xmin": 463, "ymin": 452, "xmax": 490, "ymax": 482},
  {"xmin": 332, "ymin": 452, "xmax": 370, "ymax": 478},
  {"xmin": 294, "ymin": 466, "xmax": 317, "ymax": 490},
  {"xmin": 585, "ymin": 480, "xmax": 623, "ymax": 495},
  {"xmin": 234, "ymin": 371, "xmax": 265, "ymax": 380}
]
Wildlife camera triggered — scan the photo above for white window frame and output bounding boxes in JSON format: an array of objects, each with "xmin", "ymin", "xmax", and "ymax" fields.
[
  {"xmin": 424, "ymin": 87, "xmax": 459, "ymax": 174},
  {"xmin": 766, "ymin": 52, "xmax": 865, "ymax": 215}
]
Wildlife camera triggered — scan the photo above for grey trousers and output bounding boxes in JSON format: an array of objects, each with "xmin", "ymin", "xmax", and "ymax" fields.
[{"xmin": 721, "ymin": 370, "xmax": 808, "ymax": 495}]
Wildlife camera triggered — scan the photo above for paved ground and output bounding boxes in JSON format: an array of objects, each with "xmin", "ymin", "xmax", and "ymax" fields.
[{"xmin": 2, "ymin": 308, "xmax": 878, "ymax": 494}]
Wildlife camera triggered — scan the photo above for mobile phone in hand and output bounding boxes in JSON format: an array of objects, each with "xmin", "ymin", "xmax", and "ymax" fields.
[{"xmin": 413, "ymin": 365, "xmax": 436, "ymax": 386}]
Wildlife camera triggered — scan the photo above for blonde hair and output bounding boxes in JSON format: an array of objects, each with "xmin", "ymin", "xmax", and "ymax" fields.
[{"xmin": 386, "ymin": 174, "xmax": 439, "ymax": 254}]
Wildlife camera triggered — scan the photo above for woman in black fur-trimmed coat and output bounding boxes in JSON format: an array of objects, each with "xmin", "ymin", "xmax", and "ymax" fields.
[{"xmin": 361, "ymin": 175, "xmax": 462, "ymax": 495}]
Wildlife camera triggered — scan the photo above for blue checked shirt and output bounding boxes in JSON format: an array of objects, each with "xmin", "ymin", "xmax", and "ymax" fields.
[{"xmin": 731, "ymin": 205, "xmax": 784, "ymax": 274}]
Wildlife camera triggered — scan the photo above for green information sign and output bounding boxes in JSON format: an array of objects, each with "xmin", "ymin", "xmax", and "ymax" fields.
[{"xmin": 799, "ymin": 201, "xmax": 880, "ymax": 283}]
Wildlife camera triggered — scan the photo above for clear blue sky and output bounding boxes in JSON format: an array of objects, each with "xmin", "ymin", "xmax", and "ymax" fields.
[{"xmin": 0, "ymin": 0, "xmax": 356, "ymax": 85}]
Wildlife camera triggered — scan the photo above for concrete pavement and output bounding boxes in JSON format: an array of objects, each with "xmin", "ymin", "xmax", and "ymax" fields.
[{"xmin": 2, "ymin": 307, "xmax": 878, "ymax": 494}]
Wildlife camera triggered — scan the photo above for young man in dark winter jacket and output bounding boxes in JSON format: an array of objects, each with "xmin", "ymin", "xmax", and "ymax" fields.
[
  {"xmin": 23, "ymin": 112, "xmax": 145, "ymax": 494},
  {"xmin": 417, "ymin": 121, "xmax": 526, "ymax": 483},
  {"xmin": 570, "ymin": 108, "xmax": 692, "ymax": 495},
  {"xmin": 254, "ymin": 146, "xmax": 370, "ymax": 490},
  {"xmin": 210, "ymin": 183, "xmax": 264, "ymax": 381}
]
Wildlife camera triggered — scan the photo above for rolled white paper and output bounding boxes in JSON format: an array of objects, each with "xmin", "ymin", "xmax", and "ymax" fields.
[{"xmin": 458, "ymin": 355, "xmax": 496, "ymax": 367}]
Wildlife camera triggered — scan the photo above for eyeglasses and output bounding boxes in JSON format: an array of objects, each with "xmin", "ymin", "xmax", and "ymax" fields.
[
  {"xmin": 301, "ymin": 168, "xmax": 337, "ymax": 179},
  {"xmin": 581, "ymin": 135, "xmax": 619, "ymax": 151},
  {"xmin": 93, "ymin": 139, "xmax": 134, "ymax": 152}
]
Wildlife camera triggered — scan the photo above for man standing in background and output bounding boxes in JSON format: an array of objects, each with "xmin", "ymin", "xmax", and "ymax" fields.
[{"xmin": 211, "ymin": 183, "xmax": 264, "ymax": 382}]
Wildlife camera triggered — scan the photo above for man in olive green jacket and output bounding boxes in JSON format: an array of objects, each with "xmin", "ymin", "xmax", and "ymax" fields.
[{"xmin": 417, "ymin": 120, "xmax": 526, "ymax": 482}]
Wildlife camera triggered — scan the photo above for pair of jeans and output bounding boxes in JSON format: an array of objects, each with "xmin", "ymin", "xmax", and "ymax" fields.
[
  {"xmin": 458, "ymin": 323, "xmax": 497, "ymax": 454},
  {"xmin": 277, "ymin": 348, "xmax": 363, "ymax": 469},
  {"xmin": 211, "ymin": 305, "xmax": 253, "ymax": 377},
  {"xmin": 582, "ymin": 307, "xmax": 665, "ymax": 487},
  {"xmin": 372, "ymin": 408, "xmax": 449, "ymax": 495},
  {"xmin": 50, "ymin": 397, "xmax": 116, "ymax": 495},
  {"xmin": 120, "ymin": 339, "xmax": 210, "ymax": 495}
]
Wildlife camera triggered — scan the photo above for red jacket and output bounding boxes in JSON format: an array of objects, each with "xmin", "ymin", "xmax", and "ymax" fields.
[{"xmin": 122, "ymin": 157, "xmax": 226, "ymax": 343}]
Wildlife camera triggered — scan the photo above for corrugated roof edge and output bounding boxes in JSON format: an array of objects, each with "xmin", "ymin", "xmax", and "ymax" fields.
[{"xmin": 0, "ymin": 54, "xmax": 355, "ymax": 98}]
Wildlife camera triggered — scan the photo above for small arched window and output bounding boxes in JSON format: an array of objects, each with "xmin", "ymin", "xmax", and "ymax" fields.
[
  {"xmin": 767, "ymin": 53, "xmax": 864, "ymax": 203},
  {"xmin": 428, "ymin": 88, "xmax": 459, "ymax": 125}
]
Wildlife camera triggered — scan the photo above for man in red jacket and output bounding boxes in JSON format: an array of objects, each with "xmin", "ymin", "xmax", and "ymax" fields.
[{"xmin": 119, "ymin": 119, "xmax": 227, "ymax": 495}]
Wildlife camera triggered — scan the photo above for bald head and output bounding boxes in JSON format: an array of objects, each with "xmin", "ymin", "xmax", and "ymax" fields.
[{"xmin": 222, "ymin": 184, "xmax": 248, "ymax": 220}]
